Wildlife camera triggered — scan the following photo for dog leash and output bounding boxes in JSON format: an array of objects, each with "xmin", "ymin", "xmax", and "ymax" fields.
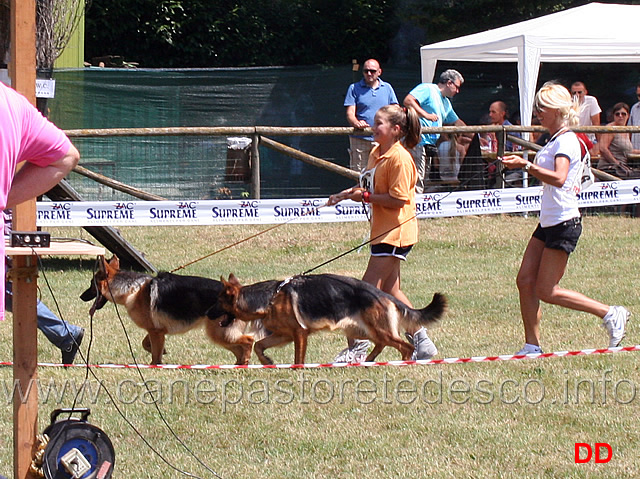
[
  {"xmin": 301, "ymin": 157, "xmax": 504, "ymax": 276},
  {"xmin": 169, "ymin": 204, "xmax": 330, "ymax": 272},
  {"xmin": 172, "ymin": 156, "xmax": 503, "ymax": 274}
]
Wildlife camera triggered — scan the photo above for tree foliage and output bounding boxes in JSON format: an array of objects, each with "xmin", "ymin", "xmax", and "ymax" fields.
[
  {"xmin": 85, "ymin": 0, "xmax": 399, "ymax": 67},
  {"xmin": 85, "ymin": 0, "xmax": 640, "ymax": 67},
  {"xmin": 410, "ymin": 0, "xmax": 631, "ymax": 44}
]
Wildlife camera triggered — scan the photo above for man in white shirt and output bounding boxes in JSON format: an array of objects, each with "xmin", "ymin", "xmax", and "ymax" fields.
[
  {"xmin": 571, "ymin": 81, "xmax": 601, "ymax": 151},
  {"xmin": 629, "ymin": 83, "xmax": 640, "ymax": 149}
]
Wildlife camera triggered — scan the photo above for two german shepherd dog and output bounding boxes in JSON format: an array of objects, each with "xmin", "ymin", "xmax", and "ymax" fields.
[
  {"xmin": 217, "ymin": 273, "xmax": 447, "ymax": 365},
  {"xmin": 80, "ymin": 256, "xmax": 266, "ymax": 365},
  {"xmin": 82, "ymin": 256, "xmax": 447, "ymax": 365}
]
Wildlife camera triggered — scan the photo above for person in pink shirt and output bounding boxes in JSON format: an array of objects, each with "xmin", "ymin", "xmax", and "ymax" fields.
[{"xmin": 0, "ymin": 82, "xmax": 79, "ymax": 320}]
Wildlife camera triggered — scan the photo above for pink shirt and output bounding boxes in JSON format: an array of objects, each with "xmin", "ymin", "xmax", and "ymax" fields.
[{"xmin": 0, "ymin": 82, "xmax": 72, "ymax": 319}]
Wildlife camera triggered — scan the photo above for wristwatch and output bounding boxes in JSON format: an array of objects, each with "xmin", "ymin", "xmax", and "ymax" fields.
[{"xmin": 523, "ymin": 162, "xmax": 532, "ymax": 172}]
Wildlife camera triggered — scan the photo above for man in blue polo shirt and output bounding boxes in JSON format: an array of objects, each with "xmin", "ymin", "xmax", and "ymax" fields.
[
  {"xmin": 344, "ymin": 59, "xmax": 398, "ymax": 172},
  {"xmin": 404, "ymin": 69, "xmax": 468, "ymax": 193}
]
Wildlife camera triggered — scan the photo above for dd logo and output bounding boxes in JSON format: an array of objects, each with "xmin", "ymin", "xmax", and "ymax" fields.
[{"xmin": 574, "ymin": 443, "xmax": 612, "ymax": 464}]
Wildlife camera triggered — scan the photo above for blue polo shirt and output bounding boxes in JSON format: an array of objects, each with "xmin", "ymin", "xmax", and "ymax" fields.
[
  {"xmin": 408, "ymin": 83, "xmax": 459, "ymax": 146},
  {"xmin": 344, "ymin": 78, "xmax": 398, "ymax": 141}
]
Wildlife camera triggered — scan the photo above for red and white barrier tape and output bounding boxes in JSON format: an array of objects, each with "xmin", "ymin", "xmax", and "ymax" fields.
[{"xmin": 2, "ymin": 345, "xmax": 638, "ymax": 370}]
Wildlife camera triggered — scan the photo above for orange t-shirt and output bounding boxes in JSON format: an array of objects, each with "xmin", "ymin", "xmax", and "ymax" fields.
[{"xmin": 364, "ymin": 141, "xmax": 418, "ymax": 247}]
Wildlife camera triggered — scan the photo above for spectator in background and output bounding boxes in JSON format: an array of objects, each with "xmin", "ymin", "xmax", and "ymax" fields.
[
  {"xmin": 598, "ymin": 102, "xmax": 640, "ymax": 178},
  {"xmin": 628, "ymin": 82, "xmax": 640, "ymax": 150},
  {"xmin": 484, "ymin": 101, "xmax": 521, "ymax": 152},
  {"xmin": 571, "ymin": 81, "xmax": 601, "ymax": 153},
  {"xmin": 484, "ymin": 101, "xmax": 523, "ymax": 186},
  {"xmin": 344, "ymin": 59, "xmax": 398, "ymax": 172},
  {"xmin": 436, "ymin": 133, "xmax": 466, "ymax": 181},
  {"xmin": 403, "ymin": 69, "xmax": 469, "ymax": 193}
]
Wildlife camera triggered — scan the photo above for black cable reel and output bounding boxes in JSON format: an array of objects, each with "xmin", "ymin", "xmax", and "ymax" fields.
[{"xmin": 31, "ymin": 408, "xmax": 115, "ymax": 479}]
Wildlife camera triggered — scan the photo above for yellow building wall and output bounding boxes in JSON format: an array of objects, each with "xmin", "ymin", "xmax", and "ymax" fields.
[{"xmin": 54, "ymin": 5, "xmax": 85, "ymax": 68}]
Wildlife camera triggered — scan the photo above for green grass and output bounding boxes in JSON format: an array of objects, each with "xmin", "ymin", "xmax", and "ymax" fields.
[{"xmin": 2, "ymin": 215, "xmax": 640, "ymax": 478}]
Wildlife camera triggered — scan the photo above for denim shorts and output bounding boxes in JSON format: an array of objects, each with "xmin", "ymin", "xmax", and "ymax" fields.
[
  {"xmin": 532, "ymin": 217, "xmax": 582, "ymax": 254},
  {"xmin": 370, "ymin": 243, "xmax": 413, "ymax": 260}
]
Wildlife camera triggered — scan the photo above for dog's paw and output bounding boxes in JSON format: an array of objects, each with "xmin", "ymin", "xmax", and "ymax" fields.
[{"xmin": 259, "ymin": 356, "xmax": 274, "ymax": 365}]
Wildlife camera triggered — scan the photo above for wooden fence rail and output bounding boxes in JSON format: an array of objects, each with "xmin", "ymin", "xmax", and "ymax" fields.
[{"xmin": 65, "ymin": 125, "xmax": 640, "ymax": 199}]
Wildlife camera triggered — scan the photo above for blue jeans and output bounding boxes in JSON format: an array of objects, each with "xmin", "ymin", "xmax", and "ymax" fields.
[{"xmin": 5, "ymin": 282, "xmax": 81, "ymax": 351}]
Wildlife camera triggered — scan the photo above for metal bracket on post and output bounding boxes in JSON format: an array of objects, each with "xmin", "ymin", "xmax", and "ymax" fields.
[{"xmin": 7, "ymin": 261, "xmax": 38, "ymax": 283}]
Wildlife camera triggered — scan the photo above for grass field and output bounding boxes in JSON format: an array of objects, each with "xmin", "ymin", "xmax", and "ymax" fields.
[{"xmin": 1, "ymin": 214, "xmax": 639, "ymax": 478}]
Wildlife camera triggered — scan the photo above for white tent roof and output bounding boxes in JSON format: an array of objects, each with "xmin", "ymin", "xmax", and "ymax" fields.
[{"xmin": 420, "ymin": 3, "xmax": 640, "ymax": 126}]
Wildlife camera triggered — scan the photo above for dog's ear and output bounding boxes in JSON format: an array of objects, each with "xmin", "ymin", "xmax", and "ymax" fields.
[
  {"xmin": 103, "ymin": 255, "xmax": 120, "ymax": 277},
  {"xmin": 228, "ymin": 273, "xmax": 241, "ymax": 286},
  {"xmin": 108, "ymin": 255, "xmax": 120, "ymax": 269},
  {"xmin": 220, "ymin": 275, "xmax": 229, "ymax": 287}
]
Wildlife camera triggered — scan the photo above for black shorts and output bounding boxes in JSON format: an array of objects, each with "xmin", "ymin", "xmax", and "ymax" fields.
[
  {"xmin": 532, "ymin": 217, "xmax": 582, "ymax": 254},
  {"xmin": 370, "ymin": 243, "xmax": 413, "ymax": 260}
]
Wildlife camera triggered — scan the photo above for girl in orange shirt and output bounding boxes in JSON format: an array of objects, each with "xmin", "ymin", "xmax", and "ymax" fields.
[{"xmin": 328, "ymin": 104, "xmax": 438, "ymax": 361}]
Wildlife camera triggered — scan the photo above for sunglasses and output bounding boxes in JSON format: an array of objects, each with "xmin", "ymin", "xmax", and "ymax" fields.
[
  {"xmin": 448, "ymin": 80, "xmax": 461, "ymax": 92},
  {"xmin": 614, "ymin": 111, "xmax": 628, "ymax": 117},
  {"xmin": 363, "ymin": 69, "xmax": 378, "ymax": 74}
]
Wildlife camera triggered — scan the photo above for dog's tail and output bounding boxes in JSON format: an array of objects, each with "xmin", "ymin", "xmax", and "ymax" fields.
[{"xmin": 404, "ymin": 292, "xmax": 447, "ymax": 327}]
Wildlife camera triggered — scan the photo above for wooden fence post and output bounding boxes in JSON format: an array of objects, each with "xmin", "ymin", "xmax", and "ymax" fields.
[
  {"xmin": 251, "ymin": 133, "xmax": 261, "ymax": 199},
  {"xmin": 10, "ymin": 1, "xmax": 40, "ymax": 478}
]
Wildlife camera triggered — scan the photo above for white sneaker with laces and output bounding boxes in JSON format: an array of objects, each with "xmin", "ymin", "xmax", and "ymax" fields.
[
  {"xmin": 351, "ymin": 340, "xmax": 370, "ymax": 363},
  {"xmin": 333, "ymin": 339, "xmax": 370, "ymax": 363},
  {"xmin": 407, "ymin": 328, "xmax": 438, "ymax": 360},
  {"xmin": 603, "ymin": 306, "xmax": 630, "ymax": 348},
  {"xmin": 515, "ymin": 343, "xmax": 543, "ymax": 356}
]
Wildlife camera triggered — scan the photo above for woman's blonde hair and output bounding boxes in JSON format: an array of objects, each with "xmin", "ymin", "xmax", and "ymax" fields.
[
  {"xmin": 534, "ymin": 81, "xmax": 580, "ymax": 127},
  {"xmin": 376, "ymin": 104, "xmax": 421, "ymax": 149}
]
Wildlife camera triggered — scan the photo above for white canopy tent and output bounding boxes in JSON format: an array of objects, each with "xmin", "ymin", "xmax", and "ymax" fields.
[{"xmin": 420, "ymin": 3, "xmax": 640, "ymax": 127}]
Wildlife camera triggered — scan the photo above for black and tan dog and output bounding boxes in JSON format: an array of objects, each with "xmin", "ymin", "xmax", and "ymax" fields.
[
  {"xmin": 80, "ymin": 256, "xmax": 266, "ymax": 365},
  {"xmin": 217, "ymin": 273, "xmax": 447, "ymax": 365}
]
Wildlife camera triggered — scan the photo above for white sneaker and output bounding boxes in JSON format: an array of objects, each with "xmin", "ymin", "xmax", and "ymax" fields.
[
  {"xmin": 515, "ymin": 343, "xmax": 543, "ymax": 355},
  {"xmin": 351, "ymin": 339, "xmax": 370, "ymax": 362},
  {"xmin": 406, "ymin": 328, "xmax": 438, "ymax": 360},
  {"xmin": 603, "ymin": 306, "xmax": 630, "ymax": 348},
  {"xmin": 334, "ymin": 339, "xmax": 370, "ymax": 363}
]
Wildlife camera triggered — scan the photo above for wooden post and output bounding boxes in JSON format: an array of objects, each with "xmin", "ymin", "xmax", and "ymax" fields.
[
  {"xmin": 10, "ymin": 0, "xmax": 36, "ymax": 105},
  {"xmin": 10, "ymin": 1, "xmax": 40, "ymax": 478},
  {"xmin": 251, "ymin": 133, "xmax": 261, "ymax": 199}
]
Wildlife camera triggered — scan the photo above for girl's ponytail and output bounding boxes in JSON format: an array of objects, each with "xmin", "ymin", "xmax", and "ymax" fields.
[{"xmin": 403, "ymin": 106, "xmax": 421, "ymax": 149}]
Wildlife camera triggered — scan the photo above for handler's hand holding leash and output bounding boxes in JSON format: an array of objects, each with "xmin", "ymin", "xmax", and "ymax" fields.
[
  {"xmin": 327, "ymin": 186, "xmax": 367, "ymax": 206},
  {"xmin": 500, "ymin": 154, "xmax": 530, "ymax": 171}
]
